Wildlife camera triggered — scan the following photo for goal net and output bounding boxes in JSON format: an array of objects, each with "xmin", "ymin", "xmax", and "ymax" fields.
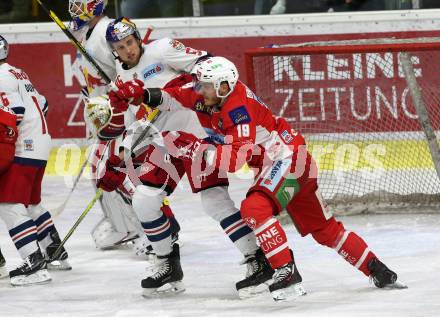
[{"xmin": 244, "ymin": 38, "xmax": 440, "ymax": 215}]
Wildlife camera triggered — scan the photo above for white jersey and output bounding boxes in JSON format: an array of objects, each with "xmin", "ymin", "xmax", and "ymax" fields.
[
  {"xmin": 116, "ymin": 38, "xmax": 208, "ymax": 132},
  {"xmin": 0, "ymin": 63, "xmax": 51, "ymax": 161},
  {"xmin": 116, "ymin": 38, "xmax": 207, "ymax": 88},
  {"xmin": 76, "ymin": 16, "xmax": 116, "ymax": 97}
]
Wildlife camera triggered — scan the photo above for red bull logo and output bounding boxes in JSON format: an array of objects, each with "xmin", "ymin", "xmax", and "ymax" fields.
[{"xmin": 86, "ymin": 72, "xmax": 106, "ymax": 88}]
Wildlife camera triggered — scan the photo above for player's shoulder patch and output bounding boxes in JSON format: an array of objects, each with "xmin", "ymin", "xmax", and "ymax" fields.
[
  {"xmin": 228, "ymin": 105, "xmax": 251, "ymax": 125},
  {"xmin": 168, "ymin": 39, "xmax": 185, "ymax": 51}
]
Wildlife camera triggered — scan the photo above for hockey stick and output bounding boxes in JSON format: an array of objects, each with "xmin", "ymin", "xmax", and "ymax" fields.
[
  {"xmin": 48, "ymin": 18, "xmax": 158, "ymax": 257},
  {"xmin": 143, "ymin": 25, "xmax": 154, "ymax": 44},
  {"xmin": 51, "ymin": 188, "xmax": 103, "ymax": 260},
  {"xmin": 50, "ymin": 146, "xmax": 93, "ymax": 218},
  {"xmin": 50, "ymin": 109, "xmax": 162, "ymax": 260},
  {"xmin": 35, "ymin": 0, "xmax": 111, "ymax": 83}
]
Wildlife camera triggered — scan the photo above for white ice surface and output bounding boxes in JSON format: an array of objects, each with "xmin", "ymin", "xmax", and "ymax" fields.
[{"xmin": 0, "ymin": 175, "xmax": 439, "ymax": 317}]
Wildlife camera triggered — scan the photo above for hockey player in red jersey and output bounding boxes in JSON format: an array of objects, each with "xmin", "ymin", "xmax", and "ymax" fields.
[
  {"xmin": 87, "ymin": 19, "xmax": 269, "ymax": 296},
  {"xmin": 113, "ymin": 56, "xmax": 407, "ymax": 301},
  {"xmin": 0, "ymin": 35, "xmax": 71, "ymax": 286}
]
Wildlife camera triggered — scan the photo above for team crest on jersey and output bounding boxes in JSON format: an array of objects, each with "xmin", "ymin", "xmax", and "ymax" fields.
[
  {"xmin": 228, "ymin": 106, "xmax": 251, "ymax": 125},
  {"xmin": 24, "ymin": 139, "xmax": 34, "ymax": 151},
  {"xmin": 243, "ymin": 217, "xmax": 257, "ymax": 230},
  {"xmin": 142, "ymin": 63, "xmax": 165, "ymax": 80},
  {"xmin": 169, "ymin": 39, "xmax": 185, "ymax": 51}
]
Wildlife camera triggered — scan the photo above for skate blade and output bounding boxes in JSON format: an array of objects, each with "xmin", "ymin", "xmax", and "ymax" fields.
[
  {"xmin": 238, "ymin": 281, "xmax": 272, "ymax": 299},
  {"xmin": 142, "ymin": 281, "xmax": 185, "ymax": 298},
  {"xmin": 47, "ymin": 260, "xmax": 72, "ymax": 271},
  {"xmin": 10, "ymin": 269, "xmax": 52, "ymax": 286},
  {"xmin": 383, "ymin": 279, "xmax": 408, "ymax": 289},
  {"xmin": 271, "ymin": 282, "xmax": 307, "ymax": 302},
  {"xmin": 0, "ymin": 266, "xmax": 8, "ymax": 279}
]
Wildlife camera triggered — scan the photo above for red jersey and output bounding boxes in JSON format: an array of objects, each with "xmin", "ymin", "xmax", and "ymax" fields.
[{"xmin": 162, "ymin": 81, "xmax": 305, "ymax": 172}]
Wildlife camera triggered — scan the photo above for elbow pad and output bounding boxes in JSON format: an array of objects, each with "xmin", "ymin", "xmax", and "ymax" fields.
[{"xmin": 143, "ymin": 88, "xmax": 163, "ymax": 107}]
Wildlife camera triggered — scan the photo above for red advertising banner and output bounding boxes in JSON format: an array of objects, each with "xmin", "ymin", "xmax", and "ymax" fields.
[
  {"xmin": 248, "ymin": 48, "xmax": 440, "ymax": 133},
  {"xmin": 5, "ymin": 30, "xmax": 440, "ymax": 139}
]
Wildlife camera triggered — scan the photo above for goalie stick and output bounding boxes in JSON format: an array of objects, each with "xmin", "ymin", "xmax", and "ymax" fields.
[
  {"xmin": 49, "ymin": 144, "xmax": 93, "ymax": 218},
  {"xmin": 35, "ymin": 0, "xmax": 112, "ymax": 83},
  {"xmin": 50, "ymin": 109, "xmax": 162, "ymax": 260}
]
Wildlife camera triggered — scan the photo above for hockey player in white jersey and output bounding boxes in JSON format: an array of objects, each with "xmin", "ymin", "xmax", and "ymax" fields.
[
  {"xmin": 69, "ymin": 0, "xmax": 157, "ymax": 250},
  {"xmin": 95, "ymin": 18, "xmax": 272, "ymax": 296},
  {"xmin": 0, "ymin": 35, "xmax": 71, "ymax": 286}
]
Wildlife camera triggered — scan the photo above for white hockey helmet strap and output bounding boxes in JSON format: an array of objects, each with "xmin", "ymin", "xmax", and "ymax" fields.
[
  {"xmin": 192, "ymin": 57, "xmax": 239, "ymax": 98},
  {"xmin": 0, "ymin": 35, "xmax": 8, "ymax": 60}
]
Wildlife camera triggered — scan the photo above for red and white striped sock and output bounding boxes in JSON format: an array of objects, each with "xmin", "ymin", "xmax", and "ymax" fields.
[
  {"xmin": 255, "ymin": 217, "xmax": 292, "ymax": 269},
  {"xmin": 333, "ymin": 230, "xmax": 376, "ymax": 276}
]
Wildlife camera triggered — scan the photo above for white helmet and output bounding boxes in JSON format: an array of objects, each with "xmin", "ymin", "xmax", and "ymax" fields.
[
  {"xmin": 84, "ymin": 95, "xmax": 125, "ymax": 140},
  {"xmin": 191, "ymin": 56, "xmax": 239, "ymax": 98},
  {"xmin": 0, "ymin": 35, "xmax": 8, "ymax": 60}
]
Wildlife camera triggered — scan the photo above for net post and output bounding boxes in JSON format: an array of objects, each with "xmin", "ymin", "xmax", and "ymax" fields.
[
  {"xmin": 399, "ymin": 52, "xmax": 440, "ymax": 181},
  {"xmin": 244, "ymin": 51, "xmax": 257, "ymax": 91}
]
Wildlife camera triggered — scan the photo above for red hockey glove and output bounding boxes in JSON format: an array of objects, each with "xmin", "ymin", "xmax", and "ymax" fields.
[
  {"xmin": 115, "ymin": 79, "xmax": 145, "ymax": 105},
  {"xmin": 162, "ymin": 131, "xmax": 206, "ymax": 162},
  {"xmin": 108, "ymin": 90, "xmax": 129, "ymax": 112},
  {"xmin": 96, "ymin": 155, "xmax": 126, "ymax": 192}
]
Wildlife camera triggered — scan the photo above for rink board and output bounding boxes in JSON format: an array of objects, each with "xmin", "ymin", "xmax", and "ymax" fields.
[{"xmin": 44, "ymin": 137, "xmax": 438, "ymax": 175}]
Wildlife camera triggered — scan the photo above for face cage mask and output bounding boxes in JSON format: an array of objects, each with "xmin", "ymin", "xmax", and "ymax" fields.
[{"xmin": 69, "ymin": 0, "xmax": 103, "ymax": 31}]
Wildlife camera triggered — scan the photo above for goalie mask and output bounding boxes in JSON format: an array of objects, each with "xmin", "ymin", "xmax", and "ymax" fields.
[
  {"xmin": 191, "ymin": 56, "xmax": 239, "ymax": 99},
  {"xmin": 69, "ymin": 0, "xmax": 108, "ymax": 31},
  {"xmin": 0, "ymin": 35, "xmax": 8, "ymax": 60},
  {"xmin": 84, "ymin": 95, "xmax": 125, "ymax": 141}
]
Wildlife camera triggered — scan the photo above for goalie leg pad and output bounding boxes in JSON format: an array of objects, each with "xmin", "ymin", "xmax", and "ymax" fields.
[
  {"xmin": 91, "ymin": 217, "xmax": 129, "ymax": 249},
  {"xmin": 92, "ymin": 191, "xmax": 143, "ymax": 249},
  {"xmin": 0, "ymin": 249, "xmax": 7, "ymax": 279},
  {"xmin": 101, "ymin": 191, "xmax": 142, "ymax": 234}
]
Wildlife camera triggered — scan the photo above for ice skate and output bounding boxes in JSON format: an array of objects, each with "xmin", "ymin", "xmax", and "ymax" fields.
[
  {"xmin": 45, "ymin": 231, "xmax": 72, "ymax": 271},
  {"xmin": 0, "ymin": 249, "xmax": 7, "ymax": 279},
  {"xmin": 236, "ymin": 249, "xmax": 275, "ymax": 299},
  {"xmin": 9, "ymin": 249, "xmax": 51, "ymax": 286},
  {"xmin": 269, "ymin": 261, "xmax": 306, "ymax": 302},
  {"xmin": 141, "ymin": 244, "xmax": 185, "ymax": 297},
  {"xmin": 368, "ymin": 258, "xmax": 407, "ymax": 289}
]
